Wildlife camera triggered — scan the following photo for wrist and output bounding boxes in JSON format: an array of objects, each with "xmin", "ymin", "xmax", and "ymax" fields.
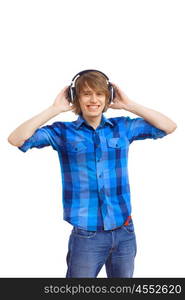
[
  {"xmin": 124, "ymin": 100, "xmax": 138, "ymax": 113},
  {"xmin": 49, "ymin": 105, "xmax": 63, "ymax": 116}
]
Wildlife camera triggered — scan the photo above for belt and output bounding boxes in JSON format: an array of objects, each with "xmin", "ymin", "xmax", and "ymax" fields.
[{"xmin": 110, "ymin": 216, "xmax": 132, "ymax": 231}]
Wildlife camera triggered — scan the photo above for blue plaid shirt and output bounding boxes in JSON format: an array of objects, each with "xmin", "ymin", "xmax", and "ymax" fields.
[{"xmin": 18, "ymin": 113, "xmax": 168, "ymax": 231}]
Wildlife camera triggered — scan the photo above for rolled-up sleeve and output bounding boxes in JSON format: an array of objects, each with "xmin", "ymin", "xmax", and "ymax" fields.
[
  {"xmin": 18, "ymin": 122, "xmax": 62, "ymax": 152},
  {"xmin": 123, "ymin": 116, "xmax": 168, "ymax": 144}
]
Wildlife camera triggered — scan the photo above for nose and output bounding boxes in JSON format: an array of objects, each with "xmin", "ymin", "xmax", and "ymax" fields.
[{"xmin": 90, "ymin": 93, "xmax": 98, "ymax": 102}]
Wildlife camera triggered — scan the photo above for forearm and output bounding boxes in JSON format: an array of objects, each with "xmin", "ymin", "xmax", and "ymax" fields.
[
  {"xmin": 126, "ymin": 100, "xmax": 177, "ymax": 134},
  {"xmin": 8, "ymin": 105, "xmax": 61, "ymax": 146}
]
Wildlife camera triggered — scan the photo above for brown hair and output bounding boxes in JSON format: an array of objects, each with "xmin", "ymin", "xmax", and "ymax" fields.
[{"xmin": 70, "ymin": 71, "xmax": 110, "ymax": 115}]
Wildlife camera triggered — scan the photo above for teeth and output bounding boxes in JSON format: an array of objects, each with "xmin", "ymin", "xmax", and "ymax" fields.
[{"xmin": 87, "ymin": 105, "xmax": 99, "ymax": 109}]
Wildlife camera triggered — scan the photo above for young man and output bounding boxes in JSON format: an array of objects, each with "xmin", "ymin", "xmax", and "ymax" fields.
[{"xmin": 8, "ymin": 70, "xmax": 177, "ymax": 278}]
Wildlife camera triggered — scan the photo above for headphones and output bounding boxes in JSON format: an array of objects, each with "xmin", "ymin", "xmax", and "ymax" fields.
[{"xmin": 66, "ymin": 69, "xmax": 115, "ymax": 104}]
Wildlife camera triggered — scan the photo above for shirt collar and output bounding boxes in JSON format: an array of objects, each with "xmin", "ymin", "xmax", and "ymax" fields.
[{"xmin": 74, "ymin": 113, "xmax": 114, "ymax": 129}]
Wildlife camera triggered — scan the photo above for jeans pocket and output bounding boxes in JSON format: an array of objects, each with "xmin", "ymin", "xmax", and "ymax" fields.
[
  {"xmin": 72, "ymin": 227, "xmax": 97, "ymax": 238},
  {"xmin": 122, "ymin": 219, "xmax": 135, "ymax": 234}
]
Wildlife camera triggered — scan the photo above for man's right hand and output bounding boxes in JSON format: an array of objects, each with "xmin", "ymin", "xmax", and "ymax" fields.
[{"xmin": 52, "ymin": 86, "xmax": 74, "ymax": 113}]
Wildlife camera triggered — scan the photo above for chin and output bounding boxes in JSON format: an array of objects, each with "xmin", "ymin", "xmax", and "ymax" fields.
[{"xmin": 89, "ymin": 110, "xmax": 102, "ymax": 115}]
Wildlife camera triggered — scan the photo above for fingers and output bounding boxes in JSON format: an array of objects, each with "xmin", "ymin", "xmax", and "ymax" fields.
[
  {"xmin": 111, "ymin": 82, "xmax": 120, "ymax": 94},
  {"xmin": 61, "ymin": 86, "xmax": 69, "ymax": 93},
  {"xmin": 113, "ymin": 83, "xmax": 125, "ymax": 98},
  {"xmin": 63, "ymin": 86, "xmax": 70, "ymax": 99},
  {"xmin": 111, "ymin": 82, "xmax": 119, "ymax": 88}
]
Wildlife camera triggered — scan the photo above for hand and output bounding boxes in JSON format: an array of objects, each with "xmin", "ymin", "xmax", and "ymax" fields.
[
  {"xmin": 108, "ymin": 83, "xmax": 133, "ymax": 111},
  {"xmin": 52, "ymin": 86, "xmax": 74, "ymax": 113}
]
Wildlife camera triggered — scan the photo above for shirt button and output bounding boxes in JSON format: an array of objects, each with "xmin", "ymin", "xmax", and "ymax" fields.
[{"xmin": 99, "ymin": 174, "xmax": 102, "ymax": 178}]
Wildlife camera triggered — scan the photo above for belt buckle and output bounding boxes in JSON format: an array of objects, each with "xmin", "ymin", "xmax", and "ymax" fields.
[
  {"xmin": 124, "ymin": 216, "xmax": 132, "ymax": 226},
  {"xmin": 111, "ymin": 216, "xmax": 132, "ymax": 231},
  {"xmin": 108, "ymin": 216, "xmax": 132, "ymax": 232}
]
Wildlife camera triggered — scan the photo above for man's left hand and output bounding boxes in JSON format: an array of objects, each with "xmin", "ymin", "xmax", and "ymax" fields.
[{"xmin": 108, "ymin": 83, "xmax": 133, "ymax": 111}]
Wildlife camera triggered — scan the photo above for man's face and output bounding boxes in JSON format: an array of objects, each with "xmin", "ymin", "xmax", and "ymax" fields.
[{"xmin": 78, "ymin": 84, "xmax": 107, "ymax": 118}]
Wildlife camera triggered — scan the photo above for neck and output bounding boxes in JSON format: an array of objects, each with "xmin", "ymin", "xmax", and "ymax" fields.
[{"xmin": 82, "ymin": 114, "xmax": 102, "ymax": 130}]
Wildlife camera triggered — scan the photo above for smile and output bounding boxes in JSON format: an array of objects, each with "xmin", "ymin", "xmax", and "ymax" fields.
[{"xmin": 86, "ymin": 105, "xmax": 100, "ymax": 110}]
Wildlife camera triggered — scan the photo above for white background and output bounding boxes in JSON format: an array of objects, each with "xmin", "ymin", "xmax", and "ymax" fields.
[{"xmin": 1, "ymin": 0, "xmax": 184, "ymax": 277}]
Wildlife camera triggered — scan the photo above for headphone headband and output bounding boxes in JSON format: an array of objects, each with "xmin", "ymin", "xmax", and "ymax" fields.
[{"xmin": 70, "ymin": 69, "xmax": 109, "ymax": 87}]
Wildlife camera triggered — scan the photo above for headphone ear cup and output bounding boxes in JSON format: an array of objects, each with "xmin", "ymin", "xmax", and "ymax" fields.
[
  {"xmin": 112, "ymin": 86, "xmax": 116, "ymax": 100},
  {"xmin": 71, "ymin": 87, "xmax": 76, "ymax": 104},
  {"xmin": 66, "ymin": 86, "xmax": 72, "ymax": 103},
  {"xmin": 72, "ymin": 87, "xmax": 76, "ymax": 103},
  {"xmin": 108, "ymin": 83, "xmax": 115, "ymax": 103},
  {"xmin": 67, "ymin": 86, "xmax": 76, "ymax": 104}
]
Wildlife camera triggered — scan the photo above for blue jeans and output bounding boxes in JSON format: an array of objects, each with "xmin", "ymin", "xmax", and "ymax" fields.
[{"xmin": 66, "ymin": 218, "xmax": 137, "ymax": 278}]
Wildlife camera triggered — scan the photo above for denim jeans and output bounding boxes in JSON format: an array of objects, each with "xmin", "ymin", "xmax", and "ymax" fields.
[{"xmin": 66, "ymin": 218, "xmax": 137, "ymax": 278}]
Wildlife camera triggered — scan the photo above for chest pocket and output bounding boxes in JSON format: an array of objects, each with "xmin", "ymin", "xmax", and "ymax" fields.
[
  {"xmin": 65, "ymin": 141, "xmax": 87, "ymax": 152},
  {"xmin": 106, "ymin": 137, "xmax": 125, "ymax": 148}
]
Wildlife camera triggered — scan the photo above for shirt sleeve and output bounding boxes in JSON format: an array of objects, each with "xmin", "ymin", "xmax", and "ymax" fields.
[
  {"xmin": 122, "ymin": 116, "xmax": 168, "ymax": 144},
  {"xmin": 18, "ymin": 122, "xmax": 63, "ymax": 153}
]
